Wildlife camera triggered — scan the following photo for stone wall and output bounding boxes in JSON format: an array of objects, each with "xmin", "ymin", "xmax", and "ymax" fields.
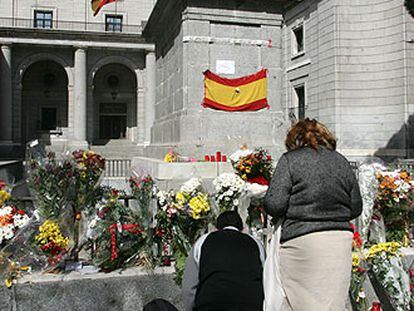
[
  {"xmin": 284, "ymin": 0, "xmax": 413, "ymax": 160},
  {"xmin": 145, "ymin": 0, "xmax": 289, "ymax": 160},
  {"xmin": 0, "ymin": 267, "xmax": 184, "ymax": 311}
]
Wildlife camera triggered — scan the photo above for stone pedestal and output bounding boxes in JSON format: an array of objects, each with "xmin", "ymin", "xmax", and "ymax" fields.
[{"xmin": 0, "ymin": 267, "xmax": 184, "ymax": 311}]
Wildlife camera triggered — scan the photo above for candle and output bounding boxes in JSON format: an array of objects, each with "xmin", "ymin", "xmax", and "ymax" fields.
[
  {"xmin": 371, "ymin": 302, "xmax": 381, "ymax": 311},
  {"xmin": 216, "ymin": 151, "xmax": 221, "ymax": 162},
  {"xmin": 204, "ymin": 155, "xmax": 210, "ymax": 162},
  {"xmin": 222, "ymin": 155, "xmax": 227, "ymax": 162},
  {"xmin": 210, "ymin": 155, "xmax": 216, "ymax": 162}
]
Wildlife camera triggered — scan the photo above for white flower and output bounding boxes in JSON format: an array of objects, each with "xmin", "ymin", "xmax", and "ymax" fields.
[
  {"xmin": 0, "ymin": 225, "xmax": 15, "ymax": 240},
  {"xmin": 13, "ymin": 214, "xmax": 29, "ymax": 228},
  {"xmin": 233, "ymin": 199, "xmax": 239, "ymax": 206},
  {"xmin": 0, "ymin": 205, "xmax": 13, "ymax": 217}
]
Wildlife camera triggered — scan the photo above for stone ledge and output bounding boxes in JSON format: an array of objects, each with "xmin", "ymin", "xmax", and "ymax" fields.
[{"xmin": 0, "ymin": 267, "xmax": 184, "ymax": 311}]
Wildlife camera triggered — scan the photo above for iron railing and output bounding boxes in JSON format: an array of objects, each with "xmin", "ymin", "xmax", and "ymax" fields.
[{"xmin": 0, "ymin": 17, "xmax": 142, "ymax": 34}]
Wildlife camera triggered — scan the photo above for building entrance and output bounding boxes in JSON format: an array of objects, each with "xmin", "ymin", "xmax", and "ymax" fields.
[{"xmin": 99, "ymin": 103, "xmax": 127, "ymax": 139}]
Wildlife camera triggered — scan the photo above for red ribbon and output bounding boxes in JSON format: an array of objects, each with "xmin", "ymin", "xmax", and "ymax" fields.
[{"xmin": 109, "ymin": 223, "xmax": 145, "ymax": 261}]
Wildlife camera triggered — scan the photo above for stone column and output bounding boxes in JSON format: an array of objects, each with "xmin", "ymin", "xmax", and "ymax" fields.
[
  {"xmin": 144, "ymin": 50, "xmax": 156, "ymax": 144},
  {"xmin": 73, "ymin": 47, "xmax": 87, "ymax": 142},
  {"xmin": 0, "ymin": 45, "xmax": 12, "ymax": 142}
]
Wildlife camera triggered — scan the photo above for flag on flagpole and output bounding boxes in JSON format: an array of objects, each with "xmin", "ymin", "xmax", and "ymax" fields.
[
  {"xmin": 202, "ymin": 69, "xmax": 269, "ymax": 111},
  {"xmin": 91, "ymin": 0, "xmax": 116, "ymax": 16}
]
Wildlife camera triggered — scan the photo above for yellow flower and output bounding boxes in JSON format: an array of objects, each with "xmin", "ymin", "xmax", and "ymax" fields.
[
  {"xmin": 189, "ymin": 193, "xmax": 210, "ymax": 219},
  {"xmin": 0, "ymin": 190, "xmax": 11, "ymax": 205},
  {"xmin": 80, "ymin": 172, "xmax": 87, "ymax": 179},
  {"xmin": 352, "ymin": 253, "xmax": 360, "ymax": 267},
  {"xmin": 175, "ymin": 192, "xmax": 187, "ymax": 207}
]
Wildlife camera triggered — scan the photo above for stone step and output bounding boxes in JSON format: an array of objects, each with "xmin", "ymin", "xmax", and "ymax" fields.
[{"xmin": 90, "ymin": 141, "xmax": 144, "ymax": 159}]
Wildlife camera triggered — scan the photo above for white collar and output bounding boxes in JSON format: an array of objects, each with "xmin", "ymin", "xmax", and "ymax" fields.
[{"xmin": 222, "ymin": 226, "xmax": 240, "ymax": 231}]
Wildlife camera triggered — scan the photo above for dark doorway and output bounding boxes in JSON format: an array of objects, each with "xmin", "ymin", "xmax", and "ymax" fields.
[
  {"xmin": 99, "ymin": 103, "xmax": 127, "ymax": 139},
  {"xmin": 41, "ymin": 107, "xmax": 57, "ymax": 130}
]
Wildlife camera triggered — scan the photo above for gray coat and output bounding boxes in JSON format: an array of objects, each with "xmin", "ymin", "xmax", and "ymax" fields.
[{"xmin": 264, "ymin": 146, "xmax": 362, "ymax": 242}]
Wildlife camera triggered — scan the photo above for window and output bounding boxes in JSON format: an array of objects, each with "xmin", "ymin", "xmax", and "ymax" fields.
[
  {"xmin": 292, "ymin": 24, "xmax": 304, "ymax": 56},
  {"xmin": 34, "ymin": 10, "xmax": 53, "ymax": 29},
  {"xmin": 105, "ymin": 15, "xmax": 123, "ymax": 32},
  {"xmin": 294, "ymin": 85, "xmax": 306, "ymax": 120}
]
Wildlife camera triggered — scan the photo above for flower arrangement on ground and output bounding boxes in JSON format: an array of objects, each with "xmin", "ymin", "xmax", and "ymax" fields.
[
  {"xmin": 154, "ymin": 178, "xmax": 213, "ymax": 283},
  {"xmin": 212, "ymin": 173, "xmax": 245, "ymax": 213},
  {"xmin": 349, "ymin": 223, "xmax": 368, "ymax": 310},
  {"xmin": 231, "ymin": 147, "xmax": 273, "ymax": 185},
  {"xmin": 374, "ymin": 169, "xmax": 414, "ymax": 245},
  {"xmin": 0, "ymin": 181, "xmax": 30, "ymax": 246},
  {"xmin": 365, "ymin": 242, "xmax": 410, "ymax": 311},
  {"xmin": 129, "ymin": 172, "xmax": 155, "ymax": 228},
  {"xmin": 35, "ymin": 219, "xmax": 69, "ymax": 266},
  {"xmin": 164, "ymin": 148, "xmax": 179, "ymax": 163},
  {"xmin": 27, "ymin": 149, "xmax": 105, "ymax": 261},
  {"xmin": 89, "ymin": 189, "xmax": 146, "ymax": 272}
]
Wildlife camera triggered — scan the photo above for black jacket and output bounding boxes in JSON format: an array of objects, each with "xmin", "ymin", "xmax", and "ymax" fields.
[{"xmin": 264, "ymin": 146, "xmax": 362, "ymax": 243}]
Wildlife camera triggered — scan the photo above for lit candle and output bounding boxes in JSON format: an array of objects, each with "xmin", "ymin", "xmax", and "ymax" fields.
[
  {"xmin": 210, "ymin": 155, "xmax": 216, "ymax": 162},
  {"xmin": 222, "ymin": 155, "xmax": 227, "ymax": 162},
  {"xmin": 204, "ymin": 155, "xmax": 210, "ymax": 162},
  {"xmin": 216, "ymin": 151, "xmax": 221, "ymax": 162}
]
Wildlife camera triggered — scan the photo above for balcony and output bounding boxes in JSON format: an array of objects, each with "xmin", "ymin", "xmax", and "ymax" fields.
[{"xmin": 0, "ymin": 17, "xmax": 142, "ymax": 34}]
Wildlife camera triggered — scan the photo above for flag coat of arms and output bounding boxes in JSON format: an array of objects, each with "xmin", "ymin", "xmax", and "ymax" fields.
[
  {"xmin": 202, "ymin": 69, "xmax": 269, "ymax": 111},
  {"xmin": 91, "ymin": 0, "xmax": 116, "ymax": 16}
]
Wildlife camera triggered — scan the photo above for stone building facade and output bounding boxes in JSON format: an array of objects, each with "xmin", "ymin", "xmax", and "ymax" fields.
[
  {"xmin": 1, "ymin": 0, "xmax": 413, "ymax": 161},
  {"xmin": 0, "ymin": 0, "xmax": 156, "ymax": 158},
  {"xmin": 144, "ymin": 0, "xmax": 414, "ymax": 161}
]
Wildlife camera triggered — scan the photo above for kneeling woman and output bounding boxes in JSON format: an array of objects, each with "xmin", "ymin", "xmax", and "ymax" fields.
[{"xmin": 264, "ymin": 118, "xmax": 362, "ymax": 311}]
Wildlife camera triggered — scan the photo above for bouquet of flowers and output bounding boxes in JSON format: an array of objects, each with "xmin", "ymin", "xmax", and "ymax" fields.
[
  {"xmin": 154, "ymin": 178, "xmax": 213, "ymax": 283},
  {"xmin": 129, "ymin": 171, "xmax": 155, "ymax": 228},
  {"xmin": 0, "ymin": 205, "xmax": 30, "ymax": 246},
  {"xmin": 349, "ymin": 224, "xmax": 368, "ymax": 310},
  {"xmin": 89, "ymin": 189, "xmax": 147, "ymax": 272},
  {"xmin": 27, "ymin": 149, "xmax": 106, "ymax": 261},
  {"xmin": 365, "ymin": 242, "xmax": 411, "ymax": 311},
  {"xmin": 34, "ymin": 219, "xmax": 69, "ymax": 266},
  {"xmin": 231, "ymin": 147, "xmax": 273, "ymax": 185},
  {"xmin": 164, "ymin": 148, "xmax": 179, "ymax": 163},
  {"xmin": 212, "ymin": 173, "xmax": 246, "ymax": 213},
  {"xmin": 374, "ymin": 169, "xmax": 414, "ymax": 244}
]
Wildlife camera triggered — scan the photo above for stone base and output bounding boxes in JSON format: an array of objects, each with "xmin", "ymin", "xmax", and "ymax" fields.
[
  {"xmin": 0, "ymin": 141, "xmax": 24, "ymax": 159},
  {"xmin": 131, "ymin": 156, "xmax": 233, "ymax": 191},
  {"xmin": 0, "ymin": 267, "xmax": 184, "ymax": 311}
]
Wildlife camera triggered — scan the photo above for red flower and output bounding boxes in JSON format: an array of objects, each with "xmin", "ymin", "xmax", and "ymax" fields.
[
  {"xmin": 17, "ymin": 209, "xmax": 26, "ymax": 215},
  {"xmin": 0, "ymin": 180, "xmax": 5, "ymax": 190}
]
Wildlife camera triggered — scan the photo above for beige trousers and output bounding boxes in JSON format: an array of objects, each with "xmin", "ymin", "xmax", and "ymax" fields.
[{"xmin": 279, "ymin": 231, "xmax": 353, "ymax": 311}]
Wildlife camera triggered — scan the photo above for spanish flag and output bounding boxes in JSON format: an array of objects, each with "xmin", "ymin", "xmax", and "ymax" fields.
[
  {"xmin": 91, "ymin": 0, "xmax": 116, "ymax": 16},
  {"xmin": 202, "ymin": 69, "xmax": 268, "ymax": 111}
]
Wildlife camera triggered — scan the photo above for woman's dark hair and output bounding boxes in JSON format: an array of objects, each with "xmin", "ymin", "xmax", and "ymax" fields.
[
  {"xmin": 216, "ymin": 211, "xmax": 243, "ymax": 231},
  {"xmin": 285, "ymin": 118, "xmax": 336, "ymax": 151}
]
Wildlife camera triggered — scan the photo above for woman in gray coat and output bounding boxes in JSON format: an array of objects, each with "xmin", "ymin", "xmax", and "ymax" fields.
[{"xmin": 264, "ymin": 118, "xmax": 362, "ymax": 311}]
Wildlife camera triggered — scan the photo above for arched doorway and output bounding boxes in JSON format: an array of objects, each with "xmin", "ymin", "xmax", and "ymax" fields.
[
  {"xmin": 21, "ymin": 60, "xmax": 68, "ymax": 143},
  {"xmin": 92, "ymin": 63, "xmax": 137, "ymax": 142}
]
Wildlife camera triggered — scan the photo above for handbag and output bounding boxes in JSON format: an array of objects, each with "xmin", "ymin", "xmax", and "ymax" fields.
[{"xmin": 263, "ymin": 222, "xmax": 286, "ymax": 311}]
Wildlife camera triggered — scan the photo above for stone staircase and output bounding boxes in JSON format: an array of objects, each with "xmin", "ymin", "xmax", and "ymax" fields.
[{"xmin": 90, "ymin": 140, "xmax": 144, "ymax": 159}]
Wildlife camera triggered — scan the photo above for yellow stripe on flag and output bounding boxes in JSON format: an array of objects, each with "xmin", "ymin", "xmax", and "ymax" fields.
[{"xmin": 205, "ymin": 77, "xmax": 267, "ymax": 108}]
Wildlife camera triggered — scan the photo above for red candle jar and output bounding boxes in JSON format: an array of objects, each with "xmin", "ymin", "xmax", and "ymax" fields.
[
  {"xmin": 371, "ymin": 302, "xmax": 381, "ymax": 311},
  {"xmin": 216, "ymin": 151, "xmax": 221, "ymax": 162},
  {"xmin": 222, "ymin": 155, "xmax": 227, "ymax": 162},
  {"xmin": 204, "ymin": 155, "xmax": 210, "ymax": 162},
  {"xmin": 210, "ymin": 155, "xmax": 216, "ymax": 162}
]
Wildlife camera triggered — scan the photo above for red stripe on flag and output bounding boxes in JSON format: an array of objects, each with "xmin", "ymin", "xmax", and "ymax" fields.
[
  {"xmin": 202, "ymin": 97, "xmax": 269, "ymax": 111},
  {"xmin": 93, "ymin": 0, "xmax": 116, "ymax": 16},
  {"xmin": 204, "ymin": 69, "xmax": 267, "ymax": 87}
]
